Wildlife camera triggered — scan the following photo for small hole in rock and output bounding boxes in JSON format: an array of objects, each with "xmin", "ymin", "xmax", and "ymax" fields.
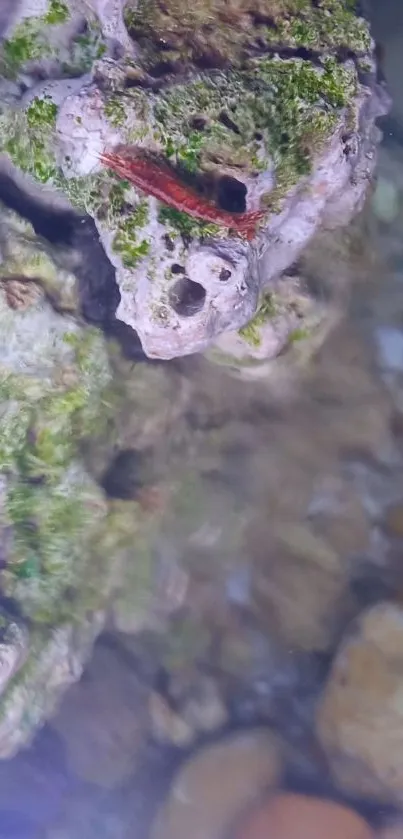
[
  {"xmin": 195, "ymin": 51, "xmax": 223, "ymax": 70},
  {"xmin": 149, "ymin": 60, "xmax": 176, "ymax": 77},
  {"xmin": 171, "ymin": 263, "xmax": 185, "ymax": 274},
  {"xmin": 219, "ymin": 268, "xmax": 232, "ymax": 282},
  {"xmin": 190, "ymin": 116, "xmax": 208, "ymax": 131},
  {"xmin": 254, "ymin": 131, "xmax": 263, "ymax": 141},
  {"xmin": 217, "ymin": 176, "xmax": 247, "ymax": 213},
  {"xmin": 294, "ymin": 46, "xmax": 316, "ymax": 61},
  {"xmin": 164, "ymin": 234, "xmax": 175, "ymax": 252},
  {"xmin": 250, "ymin": 11, "xmax": 276, "ymax": 25},
  {"xmin": 101, "ymin": 449, "xmax": 150, "ymax": 500},
  {"xmin": 169, "ymin": 277, "xmax": 206, "ymax": 317}
]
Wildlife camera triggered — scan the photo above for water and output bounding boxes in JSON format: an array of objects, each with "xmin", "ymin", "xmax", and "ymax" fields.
[{"xmin": 2, "ymin": 1, "xmax": 403, "ymax": 837}]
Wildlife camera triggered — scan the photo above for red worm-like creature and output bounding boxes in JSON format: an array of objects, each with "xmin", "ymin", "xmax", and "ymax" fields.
[{"xmin": 99, "ymin": 147, "xmax": 265, "ymax": 241}]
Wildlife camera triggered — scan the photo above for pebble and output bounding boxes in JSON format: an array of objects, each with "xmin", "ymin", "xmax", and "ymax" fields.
[
  {"xmin": 317, "ymin": 602, "xmax": 403, "ymax": 803},
  {"xmin": 51, "ymin": 643, "xmax": 150, "ymax": 788},
  {"xmin": 151, "ymin": 729, "xmax": 282, "ymax": 839},
  {"xmin": 237, "ymin": 793, "xmax": 374, "ymax": 839},
  {"xmin": 149, "ymin": 692, "xmax": 194, "ymax": 748}
]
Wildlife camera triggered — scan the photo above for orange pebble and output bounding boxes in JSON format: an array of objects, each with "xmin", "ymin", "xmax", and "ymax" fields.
[{"xmin": 237, "ymin": 793, "xmax": 374, "ymax": 839}]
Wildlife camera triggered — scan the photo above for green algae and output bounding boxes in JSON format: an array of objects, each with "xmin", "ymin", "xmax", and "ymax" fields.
[
  {"xmin": 288, "ymin": 325, "xmax": 311, "ymax": 342},
  {"xmin": 112, "ymin": 201, "xmax": 151, "ymax": 268},
  {"xmin": 239, "ymin": 293, "xmax": 276, "ymax": 347},
  {"xmin": 158, "ymin": 206, "xmax": 221, "ymax": 239},
  {"xmin": 0, "ymin": 3, "xmax": 105, "ymax": 79},
  {"xmin": 26, "ymin": 96, "xmax": 58, "ymax": 130},
  {"xmin": 0, "ymin": 95, "xmax": 59, "ymax": 184},
  {"xmin": 0, "ymin": 0, "xmax": 65, "ymax": 77},
  {"xmin": 154, "ymin": 57, "xmax": 356, "ymax": 201},
  {"xmin": 104, "ymin": 95, "xmax": 127, "ymax": 128},
  {"xmin": 124, "ymin": 0, "xmax": 371, "ymax": 73},
  {"xmin": 265, "ymin": 0, "xmax": 371, "ymax": 54},
  {"xmin": 44, "ymin": 0, "xmax": 70, "ymax": 24},
  {"xmin": 0, "ymin": 269, "xmax": 113, "ymax": 622}
]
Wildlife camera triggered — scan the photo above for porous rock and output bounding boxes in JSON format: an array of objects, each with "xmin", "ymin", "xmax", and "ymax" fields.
[{"xmin": 0, "ymin": 0, "xmax": 391, "ymax": 360}]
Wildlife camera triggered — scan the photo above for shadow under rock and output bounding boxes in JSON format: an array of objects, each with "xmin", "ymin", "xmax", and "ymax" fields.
[{"xmin": 0, "ymin": 173, "xmax": 151, "ymax": 362}]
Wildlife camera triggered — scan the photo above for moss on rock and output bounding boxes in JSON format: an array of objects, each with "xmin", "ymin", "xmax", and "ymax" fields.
[
  {"xmin": 124, "ymin": 0, "xmax": 371, "ymax": 73},
  {"xmin": 0, "ymin": 290, "xmax": 112, "ymax": 623},
  {"xmin": 0, "ymin": 0, "xmax": 105, "ymax": 80},
  {"xmin": 153, "ymin": 56, "xmax": 356, "ymax": 198},
  {"xmin": 239, "ymin": 293, "xmax": 276, "ymax": 346}
]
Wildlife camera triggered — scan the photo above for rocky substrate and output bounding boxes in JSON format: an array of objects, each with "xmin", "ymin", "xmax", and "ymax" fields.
[
  {"xmin": 0, "ymin": 0, "xmax": 391, "ymax": 361},
  {"xmin": 1, "ymin": 0, "xmax": 403, "ymax": 818}
]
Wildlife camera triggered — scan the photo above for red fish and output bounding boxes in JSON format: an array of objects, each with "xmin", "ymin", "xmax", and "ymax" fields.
[{"xmin": 99, "ymin": 147, "xmax": 265, "ymax": 241}]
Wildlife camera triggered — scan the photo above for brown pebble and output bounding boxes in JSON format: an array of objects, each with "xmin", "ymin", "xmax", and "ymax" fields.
[
  {"xmin": 237, "ymin": 793, "xmax": 374, "ymax": 839},
  {"xmin": 151, "ymin": 729, "xmax": 282, "ymax": 839}
]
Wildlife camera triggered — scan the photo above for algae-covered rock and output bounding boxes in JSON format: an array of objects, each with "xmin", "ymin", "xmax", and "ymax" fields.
[
  {"xmin": 0, "ymin": 207, "xmax": 119, "ymax": 755},
  {"xmin": 0, "ymin": 0, "xmax": 389, "ymax": 360}
]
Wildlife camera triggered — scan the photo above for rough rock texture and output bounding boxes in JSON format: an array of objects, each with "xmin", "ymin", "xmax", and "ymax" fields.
[
  {"xmin": 0, "ymin": 205, "xmax": 171, "ymax": 756},
  {"xmin": 150, "ymin": 729, "xmax": 282, "ymax": 839},
  {"xmin": 207, "ymin": 219, "xmax": 375, "ymax": 378},
  {"xmin": 0, "ymin": 204, "xmax": 115, "ymax": 755},
  {"xmin": 317, "ymin": 602, "xmax": 403, "ymax": 805},
  {"xmin": 0, "ymin": 0, "xmax": 390, "ymax": 359}
]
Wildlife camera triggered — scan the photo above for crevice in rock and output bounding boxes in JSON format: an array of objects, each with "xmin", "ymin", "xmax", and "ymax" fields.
[
  {"xmin": 0, "ymin": 172, "xmax": 76, "ymax": 246},
  {"xmin": 218, "ymin": 111, "xmax": 241, "ymax": 135},
  {"xmin": 0, "ymin": 173, "xmax": 152, "ymax": 361}
]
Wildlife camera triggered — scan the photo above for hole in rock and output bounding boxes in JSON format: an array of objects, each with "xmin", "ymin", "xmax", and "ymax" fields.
[
  {"xmin": 148, "ymin": 59, "xmax": 177, "ymax": 77},
  {"xmin": 189, "ymin": 115, "xmax": 208, "ymax": 131},
  {"xmin": 219, "ymin": 268, "xmax": 232, "ymax": 282},
  {"xmin": 194, "ymin": 50, "xmax": 224, "ymax": 71},
  {"xmin": 163, "ymin": 234, "xmax": 175, "ymax": 252},
  {"xmin": 101, "ymin": 449, "xmax": 150, "ymax": 499},
  {"xmin": 170, "ymin": 263, "xmax": 185, "ymax": 274},
  {"xmin": 169, "ymin": 277, "xmax": 206, "ymax": 317},
  {"xmin": 217, "ymin": 175, "xmax": 247, "ymax": 213}
]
